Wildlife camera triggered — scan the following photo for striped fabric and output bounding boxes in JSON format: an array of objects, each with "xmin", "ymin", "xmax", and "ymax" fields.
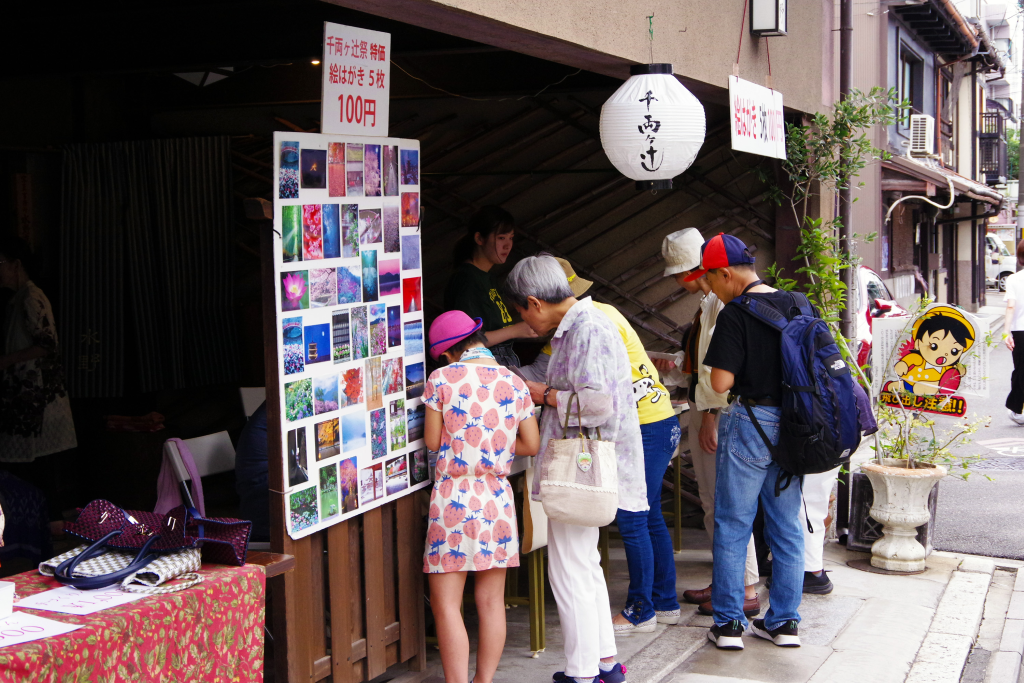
[{"xmin": 59, "ymin": 137, "xmax": 237, "ymax": 397}]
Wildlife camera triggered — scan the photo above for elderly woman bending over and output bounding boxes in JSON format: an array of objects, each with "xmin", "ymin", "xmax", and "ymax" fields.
[{"xmin": 505, "ymin": 254, "xmax": 645, "ymax": 683}]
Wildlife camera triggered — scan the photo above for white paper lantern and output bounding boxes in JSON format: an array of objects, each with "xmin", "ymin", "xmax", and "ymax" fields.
[{"xmin": 599, "ymin": 64, "xmax": 706, "ymax": 191}]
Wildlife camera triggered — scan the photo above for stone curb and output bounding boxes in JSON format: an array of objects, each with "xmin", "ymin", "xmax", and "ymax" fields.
[
  {"xmin": 984, "ymin": 566, "xmax": 1024, "ymax": 683},
  {"xmin": 905, "ymin": 560, "xmax": 994, "ymax": 683}
]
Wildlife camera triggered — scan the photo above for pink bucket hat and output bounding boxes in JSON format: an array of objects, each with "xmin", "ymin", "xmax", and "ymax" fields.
[{"xmin": 429, "ymin": 311, "xmax": 484, "ymax": 360}]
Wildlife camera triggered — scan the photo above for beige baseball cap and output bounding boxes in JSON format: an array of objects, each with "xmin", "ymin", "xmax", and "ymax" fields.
[
  {"xmin": 662, "ymin": 228, "xmax": 705, "ymax": 277},
  {"xmin": 554, "ymin": 257, "xmax": 594, "ymax": 297}
]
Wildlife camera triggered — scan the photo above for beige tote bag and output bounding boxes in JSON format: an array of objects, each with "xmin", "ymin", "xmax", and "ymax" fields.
[
  {"xmin": 521, "ymin": 462, "xmax": 548, "ymax": 553},
  {"xmin": 539, "ymin": 393, "xmax": 618, "ymax": 527}
]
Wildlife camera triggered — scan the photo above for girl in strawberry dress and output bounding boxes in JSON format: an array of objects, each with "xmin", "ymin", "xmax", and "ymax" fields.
[{"xmin": 424, "ymin": 310, "xmax": 539, "ymax": 683}]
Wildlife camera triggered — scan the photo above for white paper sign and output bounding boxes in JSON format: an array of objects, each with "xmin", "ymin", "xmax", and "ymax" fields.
[
  {"xmin": 321, "ymin": 22, "xmax": 391, "ymax": 136},
  {"xmin": 16, "ymin": 586, "xmax": 147, "ymax": 616},
  {"xmin": 729, "ymin": 76, "xmax": 786, "ymax": 160},
  {"xmin": 0, "ymin": 612, "xmax": 82, "ymax": 648}
]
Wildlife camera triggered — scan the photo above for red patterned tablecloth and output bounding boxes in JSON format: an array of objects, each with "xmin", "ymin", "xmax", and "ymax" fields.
[{"xmin": 0, "ymin": 564, "xmax": 265, "ymax": 682}]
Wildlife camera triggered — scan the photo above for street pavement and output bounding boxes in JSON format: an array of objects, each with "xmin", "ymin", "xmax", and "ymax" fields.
[{"xmin": 932, "ymin": 291, "xmax": 1024, "ymax": 561}]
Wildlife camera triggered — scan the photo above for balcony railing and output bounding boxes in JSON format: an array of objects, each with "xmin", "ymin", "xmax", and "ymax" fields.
[
  {"xmin": 980, "ymin": 136, "xmax": 1007, "ymax": 185},
  {"xmin": 980, "ymin": 112, "xmax": 1005, "ymax": 139}
]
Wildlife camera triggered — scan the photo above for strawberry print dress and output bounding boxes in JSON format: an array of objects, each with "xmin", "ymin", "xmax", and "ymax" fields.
[{"xmin": 422, "ymin": 363, "xmax": 534, "ymax": 573}]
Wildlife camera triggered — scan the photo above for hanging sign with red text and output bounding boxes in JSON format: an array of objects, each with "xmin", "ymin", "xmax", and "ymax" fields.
[
  {"xmin": 729, "ymin": 76, "xmax": 786, "ymax": 160},
  {"xmin": 321, "ymin": 22, "xmax": 391, "ymax": 136}
]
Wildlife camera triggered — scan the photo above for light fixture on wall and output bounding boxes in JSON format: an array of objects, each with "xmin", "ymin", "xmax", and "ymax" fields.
[
  {"xmin": 599, "ymin": 64, "xmax": 706, "ymax": 192},
  {"xmin": 750, "ymin": 0, "xmax": 788, "ymax": 37}
]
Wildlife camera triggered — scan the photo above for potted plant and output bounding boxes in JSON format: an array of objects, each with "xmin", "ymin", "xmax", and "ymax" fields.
[{"xmin": 860, "ymin": 298, "xmax": 992, "ymax": 572}]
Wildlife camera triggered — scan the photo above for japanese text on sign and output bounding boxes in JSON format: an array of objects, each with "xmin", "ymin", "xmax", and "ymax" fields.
[
  {"xmin": 321, "ymin": 22, "xmax": 391, "ymax": 136},
  {"xmin": 728, "ymin": 76, "xmax": 786, "ymax": 160},
  {"xmin": 637, "ymin": 91, "xmax": 662, "ymax": 172}
]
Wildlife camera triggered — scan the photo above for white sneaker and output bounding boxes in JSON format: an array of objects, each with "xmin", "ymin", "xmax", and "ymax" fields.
[
  {"xmin": 613, "ymin": 616, "xmax": 657, "ymax": 634},
  {"xmin": 656, "ymin": 609, "xmax": 681, "ymax": 624},
  {"xmin": 1008, "ymin": 409, "xmax": 1024, "ymax": 425}
]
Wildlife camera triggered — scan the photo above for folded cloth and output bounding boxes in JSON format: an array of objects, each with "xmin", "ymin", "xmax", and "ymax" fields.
[{"xmin": 40, "ymin": 545, "xmax": 203, "ymax": 594}]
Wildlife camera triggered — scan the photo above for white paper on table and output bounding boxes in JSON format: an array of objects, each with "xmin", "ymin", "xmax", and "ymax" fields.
[
  {"xmin": 0, "ymin": 612, "xmax": 82, "ymax": 648},
  {"xmin": 16, "ymin": 585, "xmax": 147, "ymax": 616}
]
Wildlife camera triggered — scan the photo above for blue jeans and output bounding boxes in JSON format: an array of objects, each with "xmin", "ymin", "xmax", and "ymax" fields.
[
  {"xmin": 711, "ymin": 403, "xmax": 803, "ymax": 630},
  {"xmin": 616, "ymin": 415, "xmax": 681, "ymax": 623}
]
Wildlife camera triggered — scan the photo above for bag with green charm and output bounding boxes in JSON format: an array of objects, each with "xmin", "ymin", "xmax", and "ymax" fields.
[{"xmin": 539, "ymin": 392, "xmax": 618, "ymax": 527}]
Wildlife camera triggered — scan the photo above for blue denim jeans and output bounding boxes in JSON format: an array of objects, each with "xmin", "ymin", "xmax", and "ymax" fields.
[
  {"xmin": 711, "ymin": 403, "xmax": 803, "ymax": 630},
  {"xmin": 616, "ymin": 415, "xmax": 681, "ymax": 623}
]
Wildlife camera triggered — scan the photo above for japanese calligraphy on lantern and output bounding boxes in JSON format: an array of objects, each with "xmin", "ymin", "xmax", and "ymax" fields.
[
  {"xmin": 871, "ymin": 304, "xmax": 989, "ymax": 418},
  {"xmin": 321, "ymin": 22, "xmax": 391, "ymax": 136},
  {"xmin": 728, "ymin": 76, "xmax": 786, "ymax": 160}
]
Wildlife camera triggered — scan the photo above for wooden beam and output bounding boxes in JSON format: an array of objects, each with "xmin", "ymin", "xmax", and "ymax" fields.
[
  {"xmin": 329, "ymin": 521, "xmax": 356, "ymax": 683},
  {"xmin": 363, "ymin": 508, "xmax": 388, "ymax": 679}
]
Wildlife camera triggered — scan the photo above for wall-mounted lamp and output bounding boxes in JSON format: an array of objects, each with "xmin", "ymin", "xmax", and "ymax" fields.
[{"xmin": 750, "ymin": 0, "xmax": 787, "ymax": 36}]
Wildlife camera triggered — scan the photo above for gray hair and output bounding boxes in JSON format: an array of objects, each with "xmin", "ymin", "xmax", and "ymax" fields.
[{"xmin": 504, "ymin": 253, "xmax": 575, "ymax": 309}]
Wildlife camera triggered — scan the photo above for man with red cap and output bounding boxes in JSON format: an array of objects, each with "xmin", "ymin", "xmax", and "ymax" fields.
[{"xmin": 687, "ymin": 233, "xmax": 805, "ymax": 651}]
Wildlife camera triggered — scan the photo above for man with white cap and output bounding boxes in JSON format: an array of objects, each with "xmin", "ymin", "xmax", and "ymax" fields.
[{"xmin": 657, "ymin": 228, "xmax": 760, "ymax": 619}]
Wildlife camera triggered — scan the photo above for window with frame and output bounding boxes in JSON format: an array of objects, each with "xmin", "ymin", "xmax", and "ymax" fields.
[{"xmin": 898, "ymin": 47, "xmax": 923, "ymax": 128}]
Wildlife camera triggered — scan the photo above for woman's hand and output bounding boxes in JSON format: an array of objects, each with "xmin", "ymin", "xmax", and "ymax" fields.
[
  {"xmin": 1006, "ymin": 334, "xmax": 1015, "ymax": 351},
  {"xmin": 512, "ymin": 321, "xmax": 539, "ymax": 339},
  {"xmin": 526, "ymin": 380, "xmax": 548, "ymax": 406},
  {"xmin": 652, "ymin": 357, "xmax": 677, "ymax": 374}
]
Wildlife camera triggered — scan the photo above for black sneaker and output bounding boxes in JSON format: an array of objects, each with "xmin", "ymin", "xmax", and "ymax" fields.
[
  {"xmin": 707, "ymin": 620, "xmax": 745, "ymax": 650},
  {"xmin": 750, "ymin": 619, "xmax": 801, "ymax": 647},
  {"xmin": 803, "ymin": 570, "xmax": 833, "ymax": 594}
]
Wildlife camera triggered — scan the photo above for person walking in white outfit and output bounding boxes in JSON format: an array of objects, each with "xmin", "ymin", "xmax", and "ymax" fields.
[
  {"xmin": 1003, "ymin": 240, "xmax": 1024, "ymax": 424},
  {"xmin": 656, "ymin": 228, "xmax": 761, "ymax": 617}
]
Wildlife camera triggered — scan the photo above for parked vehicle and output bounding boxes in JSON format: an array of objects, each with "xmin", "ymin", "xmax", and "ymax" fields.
[
  {"xmin": 853, "ymin": 265, "xmax": 910, "ymax": 376},
  {"xmin": 985, "ymin": 233, "xmax": 1017, "ymax": 292}
]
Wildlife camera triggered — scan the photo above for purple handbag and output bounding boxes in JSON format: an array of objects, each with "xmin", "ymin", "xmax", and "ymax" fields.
[{"xmin": 65, "ymin": 499, "xmax": 252, "ymax": 566}]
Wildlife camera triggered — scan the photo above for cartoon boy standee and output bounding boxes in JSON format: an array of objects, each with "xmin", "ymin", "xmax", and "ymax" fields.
[{"xmin": 883, "ymin": 306, "xmax": 975, "ymax": 397}]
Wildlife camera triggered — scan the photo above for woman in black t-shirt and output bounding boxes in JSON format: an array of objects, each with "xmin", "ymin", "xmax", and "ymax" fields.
[{"xmin": 444, "ymin": 206, "xmax": 536, "ymax": 367}]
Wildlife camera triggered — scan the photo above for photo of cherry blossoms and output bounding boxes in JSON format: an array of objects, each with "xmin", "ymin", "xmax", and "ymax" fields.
[{"xmin": 302, "ymin": 204, "xmax": 323, "ymax": 260}]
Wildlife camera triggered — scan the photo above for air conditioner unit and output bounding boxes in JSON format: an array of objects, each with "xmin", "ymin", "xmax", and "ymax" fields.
[{"xmin": 909, "ymin": 115, "xmax": 935, "ymax": 157}]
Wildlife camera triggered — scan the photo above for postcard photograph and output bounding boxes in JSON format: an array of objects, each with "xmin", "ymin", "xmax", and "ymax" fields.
[
  {"xmin": 382, "ymin": 357, "xmax": 404, "ymax": 395},
  {"xmin": 382, "ymin": 145, "xmax": 399, "ymax": 196},
  {"xmin": 387, "ymin": 306, "xmax": 402, "ymax": 348},
  {"xmin": 289, "ymin": 486, "xmax": 318, "ymax": 533},
  {"xmin": 322, "ymin": 204, "xmax": 341, "ymax": 259},
  {"xmin": 403, "ymin": 320, "xmax": 423, "ymax": 356},
  {"xmin": 366, "ymin": 356, "xmax": 384, "ymax": 410},
  {"xmin": 402, "ymin": 277, "xmax": 422, "ymax": 314},
  {"xmin": 282, "ymin": 204, "xmax": 301, "ymax": 262},
  {"xmin": 359, "ymin": 208, "xmax": 382, "ymax": 245},
  {"xmin": 370, "ymin": 408, "xmax": 387, "ymax": 460},
  {"xmin": 281, "ymin": 271, "xmax": 309, "ymax": 312},
  {"xmin": 300, "ymin": 148, "xmax": 327, "ymax": 189},
  {"xmin": 283, "ymin": 317, "xmax": 304, "ymax": 375},
  {"xmin": 337, "ymin": 264, "xmax": 361, "ymax": 304},
  {"xmin": 401, "ymin": 192, "xmax": 419, "ymax": 227},
  {"xmin": 313, "ymin": 374, "xmax": 339, "ymax": 415},
  {"xmin": 320, "ymin": 464, "xmax": 339, "ymax": 519},
  {"xmin": 409, "ymin": 447, "xmax": 428, "ymax": 485},
  {"xmin": 285, "ymin": 379, "xmax": 313, "ymax": 422},
  {"xmin": 279, "ymin": 140, "xmax": 300, "ymax": 199},
  {"xmin": 332, "ymin": 311, "xmax": 351, "ymax": 364},
  {"xmin": 309, "ymin": 268, "xmax": 337, "ymax": 308},
  {"xmin": 339, "ymin": 456, "xmax": 358, "ymax": 513},
  {"xmin": 328, "ymin": 142, "xmax": 346, "ymax": 197},
  {"xmin": 341, "ymin": 204, "xmax": 360, "ymax": 258},
  {"xmin": 407, "ymin": 403, "xmax": 425, "ymax": 443},
  {"xmin": 346, "ymin": 143, "xmax": 364, "ymax": 197},
  {"xmin": 342, "ymin": 411, "xmax": 367, "ymax": 453},
  {"xmin": 401, "ymin": 236, "xmax": 420, "ymax": 271},
  {"xmin": 364, "ymin": 144, "xmax": 382, "ymax": 197},
  {"xmin": 400, "ymin": 149, "xmax": 419, "ymax": 185},
  {"xmin": 383, "ymin": 205, "xmax": 400, "ymax": 253},
  {"xmin": 340, "ymin": 366, "xmax": 363, "ymax": 408},
  {"xmin": 304, "ymin": 323, "xmax": 331, "ymax": 365},
  {"xmin": 287, "ymin": 426, "xmax": 309, "ymax": 487},
  {"xmin": 315, "ymin": 417, "xmax": 340, "ymax": 460},
  {"xmin": 389, "ymin": 398, "xmax": 406, "ymax": 451},
  {"xmin": 369, "ymin": 303, "xmax": 387, "ymax": 357},
  {"xmin": 379, "ymin": 259, "xmax": 401, "ymax": 297},
  {"xmin": 302, "ymin": 204, "xmax": 323, "ymax": 261},
  {"xmin": 350, "ymin": 306, "xmax": 368, "ymax": 360},
  {"xmin": 405, "ymin": 362, "xmax": 425, "ymax": 400},
  {"xmin": 362, "ymin": 250, "xmax": 379, "ymax": 302}
]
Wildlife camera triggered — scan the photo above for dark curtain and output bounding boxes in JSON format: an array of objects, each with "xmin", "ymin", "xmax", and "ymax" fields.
[{"xmin": 60, "ymin": 137, "xmax": 237, "ymax": 397}]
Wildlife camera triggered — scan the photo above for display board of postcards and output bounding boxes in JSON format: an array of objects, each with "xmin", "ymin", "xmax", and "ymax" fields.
[{"xmin": 273, "ymin": 131, "xmax": 429, "ymax": 539}]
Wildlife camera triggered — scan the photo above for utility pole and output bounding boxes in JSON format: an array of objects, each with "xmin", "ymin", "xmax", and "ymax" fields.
[{"xmin": 839, "ymin": 0, "xmax": 854, "ymax": 339}]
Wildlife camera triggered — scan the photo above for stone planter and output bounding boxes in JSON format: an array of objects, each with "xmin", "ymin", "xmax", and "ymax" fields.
[{"xmin": 859, "ymin": 458, "xmax": 947, "ymax": 572}]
